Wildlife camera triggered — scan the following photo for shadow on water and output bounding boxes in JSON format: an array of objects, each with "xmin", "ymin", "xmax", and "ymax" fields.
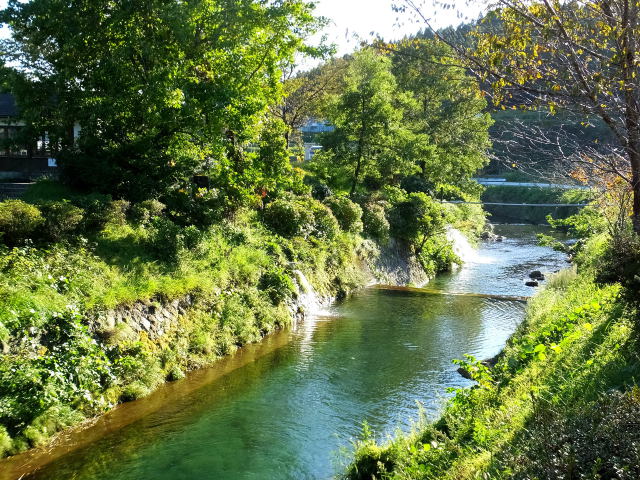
[{"xmin": 0, "ymin": 225, "xmax": 568, "ymax": 480}]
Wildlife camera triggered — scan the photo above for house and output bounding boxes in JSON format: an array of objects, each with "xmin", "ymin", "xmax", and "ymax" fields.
[
  {"xmin": 300, "ymin": 119, "xmax": 334, "ymax": 135},
  {"xmin": 0, "ymin": 93, "xmax": 80, "ymax": 180}
]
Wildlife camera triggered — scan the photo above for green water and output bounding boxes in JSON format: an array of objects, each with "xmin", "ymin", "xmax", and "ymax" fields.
[{"xmin": 24, "ymin": 225, "xmax": 567, "ymax": 480}]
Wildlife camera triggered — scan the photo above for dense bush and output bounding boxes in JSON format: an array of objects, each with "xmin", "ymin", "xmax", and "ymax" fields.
[
  {"xmin": 147, "ymin": 218, "xmax": 204, "ymax": 262},
  {"xmin": 73, "ymin": 193, "xmax": 113, "ymax": 232},
  {"xmin": 40, "ymin": 201, "xmax": 84, "ymax": 241},
  {"xmin": 400, "ymin": 175, "xmax": 434, "ymax": 194},
  {"xmin": 324, "ymin": 196, "xmax": 363, "ymax": 233},
  {"xmin": 263, "ymin": 197, "xmax": 315, "ymax": 237},
  {"xmin": 164, "ymin": 188, "xmax": 224, "ymax": 228},
  {"xmin": 263, "ymin": 196, "xmax": 339, "ymax": 239},
  {"xmin": 311, "ymin": 183, "xmax": 333, "ymax": 201},
  {"xmin": 259, "ymin": 268, "xmax": 296, "ymax": 305},
  {"xmin": 130, "ymin": 199, "xmax": 165, "ymax": 226},
  {"xmin": 105, "ymin": 199, "xmax": 130, "ymax": 226},
  {"xmin": 362, "ymin": 202, "xmax": 390, "ymax": 241},
  {"xmin": 388, "ymin": 192, "xmax": 446, "ymax": 246},
  {"xmin": 0, "ymin": 200, "xmax": 44, "ymax": 246},
  {"xmin": 308, "ymin": 201, "xmax": 340, "ymax": 239}
]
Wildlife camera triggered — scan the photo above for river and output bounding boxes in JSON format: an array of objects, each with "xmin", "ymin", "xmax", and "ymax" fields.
[{"xmin": 8, "ymin": 225, "xmax": 567, "ymax": 480}]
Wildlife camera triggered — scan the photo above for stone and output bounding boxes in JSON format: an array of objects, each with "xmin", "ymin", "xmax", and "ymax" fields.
[
  {"xmin": 140, "ymin": 318, "xmax": 151, "ymax": 331},
  {"xmin": 525, "ymin": 281, "xmax": 539, "ymax": 287},
  {"xmin": 105, "ymin": 314, "xmax": 116, "ymax": 329},
  {"xmin": 529, "ymin": 270, "xmax": 545, "ymax": 280}
]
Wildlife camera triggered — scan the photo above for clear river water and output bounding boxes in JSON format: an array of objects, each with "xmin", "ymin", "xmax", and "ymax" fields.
[{"xmin": 10, "ymin": 225, "xmax": 568, "ymax": 480}]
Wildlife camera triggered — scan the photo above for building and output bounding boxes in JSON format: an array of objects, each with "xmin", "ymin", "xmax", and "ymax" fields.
[
  {"xmin": 300, "ymin": 119, "xmax": 334, "ymax": 136},
  {"xmin": 0, "ymin": 93, "xmax": 80, "ymax": 180}
]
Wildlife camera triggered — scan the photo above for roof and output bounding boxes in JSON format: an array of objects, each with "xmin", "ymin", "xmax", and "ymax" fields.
[{"xmin": 0, "ymin": 93, "xmax": 18, "ymax": 117}]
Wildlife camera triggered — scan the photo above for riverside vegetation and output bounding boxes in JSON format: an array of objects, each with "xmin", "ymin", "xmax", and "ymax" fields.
[
  {"xmin": 346, "ymin": 185, "xmax": 640, "ymax": 479},
  {"xmin": 0, "ymin": 0, "xmax": 489, "ymax": 458},
  {"xmin": 0, "ymin": 183, "xmax": 483, "ymax": 458}
]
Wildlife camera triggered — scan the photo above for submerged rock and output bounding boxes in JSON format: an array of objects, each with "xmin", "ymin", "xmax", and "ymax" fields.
[{"xmin": 525, "ymin": 280, "xmax": 539, "ymax": 287}]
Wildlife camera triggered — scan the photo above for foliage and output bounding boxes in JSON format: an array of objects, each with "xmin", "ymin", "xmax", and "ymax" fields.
[
  {"xmin": 324, "ymin": 196, "xmax": 363, "ymax": 234},
  {"xmin": 466, "ymin": 0, "xmax": 640, "ymax": 232},
  {"xmin": 129, "ymin": 200, "xmax": 166, "ymax": 226},
  {"xmin": 1, "ymin": 0, "xmax": 322, "ymax": 204},
  {"xmin": 263, "ymin": 195, "xmax": 339, "ymax": 240},
  {"xmin": 0, "ymin": 199, "xmax": 44, "ymax": 246},
  {"xmin": 263, "ymin": 197, "xmax": 315, "ymax": 238},
  {"xmin": 388, "ymin": 193, "xmax": 446, "ymax": 252},
  {"xmin": 271, "ymin": 57, "xmax": 346, "ymax": 146},
  {"xmin": 39, "ymin": 201, "xmax": 84, "ymax": 242},
  {"xmin": 312, "ymin": 48, "xmax": 413, "ymax": 194},
  {"xmin": 259, "ymin": 268, "xmax": 296, "ymax": 306},
  {"xmin": 389, "ymin": 38, "xmax": 492, "ymax": 194},
  {"xmin": 146, "ymin": 218, "xmax": 204, "ymax": 264},
  {"xmin": 362, "ymin": 202, "xmax": 390, "ymax": 242}
]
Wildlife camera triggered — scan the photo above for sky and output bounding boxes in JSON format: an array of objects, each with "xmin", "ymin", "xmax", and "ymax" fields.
[{"xmin": 311, "ymin": 0, "xmax": 484, "ymax": 56}]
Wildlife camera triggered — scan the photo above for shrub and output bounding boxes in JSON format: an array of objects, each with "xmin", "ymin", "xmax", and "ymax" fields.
[
  {"xmin": 324, "ymin": 196, "xmax": 363, "ymax": 233},
  {"xmin": 388, "ymin": 192, "xmax": 446, "ymax": 246},
  {"xmin": 0, "ymin": 426, "xmax": 11, "ymax": 457},
  {"xmin": 220, "ymin": 293, "xmax": 261, "ymax": 345},
  {"xmin": 400, "ymin": 175, "xmax": 434, "ymax": 194},
  {"xmin": 362, "ymin": 202, "xmax": 390, "ymax": 241},
  {"xmin": 40, "ymin": 201, "xmax": 84, "ymax": 241},
  {"xmin": 147, "ymin": 218, "xmax": 204, "ymax": 262},
  {"xmin": 0, "ymin": 200, "xmax": 44, "ymax": 246},
  {"xmin": 130, "ymin": 199, "xmax": 165, "ymax": 225},
  {"xmin": 312, "ymin": 183, "xmax": 333, "ymax": 201},
  {"xmin": 22, "ymin": 405, "xmax": 84, "ymax": 447},
  {"xmin": 259, "ymin": 268, "xmax": 296, "ymax": 305},
  {"xmin": 73, "ymin": 193, "xmax": 112, "ymax": 232},
  {"xmin": 263, "ymin": 197, "xmax": 315, "ymax": 238},
  {"xmin": 105, "ymin": 199, "xmax": 130, "ymax": 226},
  {"xmin": 308, "ymin": 201, "xmax": 340, "ymax": 239}
]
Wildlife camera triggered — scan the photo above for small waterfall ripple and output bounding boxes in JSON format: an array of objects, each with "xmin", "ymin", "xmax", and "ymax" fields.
[{"xmin": 446, "ymin": 227, "xmax": 494, "ymax": 264}]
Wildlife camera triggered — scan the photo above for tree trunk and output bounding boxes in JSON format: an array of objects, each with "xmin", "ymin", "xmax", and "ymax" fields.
[
  {"xmin": 630, "ymin": 148, "xmax": 640, "ymax": 233},
  {"xmin": 350, "ymin": 154, "xmax": 362, "ymax": 195}
]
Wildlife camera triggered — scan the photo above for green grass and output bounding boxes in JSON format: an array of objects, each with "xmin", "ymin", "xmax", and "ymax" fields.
[{"xmin": 345, "ymin": 270, "xmax": 640, "ymax": 479}]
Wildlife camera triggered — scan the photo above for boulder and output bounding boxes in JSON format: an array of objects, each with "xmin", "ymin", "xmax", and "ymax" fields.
[
  {"xmin": 525, "ymin": 280, "xmax": 539, "ymax": 287},
  {"xmin": 529, "ymin": 270, "xmax": 545, "ymax": 280}
]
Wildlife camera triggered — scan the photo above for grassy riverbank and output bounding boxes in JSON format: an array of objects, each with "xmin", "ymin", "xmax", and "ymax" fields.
[
  {"xmin": 346, "ymin": 251, "xmax": 640, "ymax": 478},
  {"xmin": 0, "ymin": 180, "xmax": 484, "ymax": 459}
]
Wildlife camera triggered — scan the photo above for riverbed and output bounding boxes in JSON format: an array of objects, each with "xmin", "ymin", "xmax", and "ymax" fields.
[{"xmin": 7, "ymin": 225, "xmax": 567, "ymax": 480}]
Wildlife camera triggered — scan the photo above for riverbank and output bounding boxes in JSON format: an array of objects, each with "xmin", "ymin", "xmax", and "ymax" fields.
[
  {"xmin": 2, "ymin": 225, "xmax": 563, "ymax": 479},
  {"xmin": 346, "ymin": 267, "xmax": 640, "ymax": 479},
  {"xmin": 0, "ymin": 183, "xmax": 485, "ymax": 466}
]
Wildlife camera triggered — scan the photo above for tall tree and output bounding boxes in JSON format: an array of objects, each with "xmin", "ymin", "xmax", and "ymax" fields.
[
  {"xmin": 1, "ymin": 0, "xmax": 321, "ymax": 201},
  {"xmin": 398, "ymin": 0, "xmax": 640, "ymax": 232},
  {"xmin": 390, "ymin": 38, "xmax": 492, "ymax": 194},
  {"xmin": 316, "ymin": 48, "xmax": 411, "ymax": 194}
]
